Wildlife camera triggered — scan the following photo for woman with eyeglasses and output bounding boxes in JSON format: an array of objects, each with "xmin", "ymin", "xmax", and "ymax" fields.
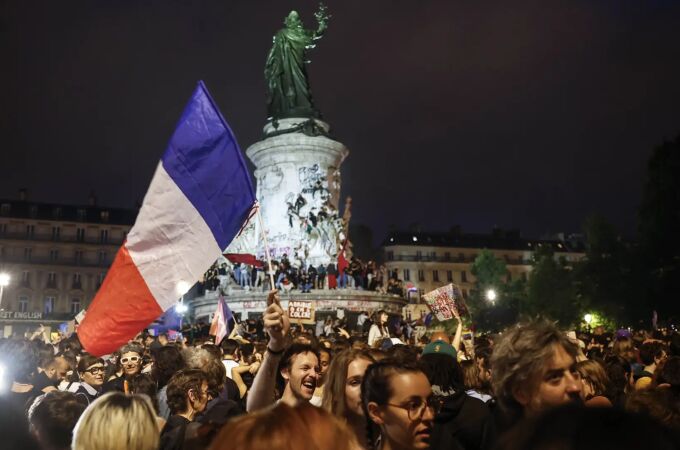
[
  {"xmin": 362, "ymin": 360, "xmax": 437, "ymax": 450},
  {"xmin": 75, "ymin": 354, "xmax": 106, "ymax": 403}
]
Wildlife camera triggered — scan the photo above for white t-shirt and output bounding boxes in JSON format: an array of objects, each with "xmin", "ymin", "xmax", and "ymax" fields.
[{"xmin": 222, "ymin": 359, "xmax": 240, "ymax": 379}]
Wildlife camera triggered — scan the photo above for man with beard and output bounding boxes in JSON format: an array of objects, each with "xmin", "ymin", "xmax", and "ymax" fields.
[
  {"xmin": 247, "ymin": 291, "xmax": 321, "ymax": 411},
  {"xmin": 490, "ymin": 319, "xmax": 583, "ymax": 432}
]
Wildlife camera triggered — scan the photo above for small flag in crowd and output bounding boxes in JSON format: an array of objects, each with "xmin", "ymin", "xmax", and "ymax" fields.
[
  {"xmin": 209, "ymin": 296, "xmax": 234, "ymax": 345},
  {"xmin": 224, "ymin": 253, "xmax": 263, "ymax": 268},
  {"xmin": 78, "ymin": 81, "xmax": 256, "ymax": 356}
]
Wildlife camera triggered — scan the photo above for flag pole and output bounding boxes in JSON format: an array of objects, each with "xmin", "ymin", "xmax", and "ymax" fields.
[{"xmin": 255, "ymin": 203, "xmax": 276, "ymax": 289}]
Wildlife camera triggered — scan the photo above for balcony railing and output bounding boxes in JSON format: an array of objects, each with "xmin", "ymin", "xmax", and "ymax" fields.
[
  {"xmin": 0, "ymin": 232, "xmax": 123, "ymax": 246},
  {"xmin": 0, "ymin": 254, "xmax": 111, "ymax": 268},
  {"xmin": 386, "ymin": 254, "xmax": 530, "ymax": 265}
]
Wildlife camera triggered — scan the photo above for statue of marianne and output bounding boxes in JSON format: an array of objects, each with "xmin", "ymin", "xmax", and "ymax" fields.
[{"xmin": 265, "ymin": 4, "xmax": 330, "ymax": 121}]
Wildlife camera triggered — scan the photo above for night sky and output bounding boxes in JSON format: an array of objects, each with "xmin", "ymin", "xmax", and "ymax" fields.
[{"xmin": 2, "ymin": 1, "xmax": 679, "ymax": 242}]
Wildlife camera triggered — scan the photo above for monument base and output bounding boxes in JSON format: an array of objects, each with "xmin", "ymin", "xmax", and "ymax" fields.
[{"xmin": 190, "ymin": 289, "xmax": 407, "ymax": 325}]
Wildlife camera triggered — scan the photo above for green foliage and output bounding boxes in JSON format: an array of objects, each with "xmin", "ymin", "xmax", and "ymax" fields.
[
  {"xmin": 468, "ymin": 250, "xmax": 522, "ymax": 331},
  {"xmin": 524, "ymin": 245, "xmax": 581, "ymax": 328},
  {"xmin": 637, "ymin": 135, "xmax": 680, "ymax": 318}
]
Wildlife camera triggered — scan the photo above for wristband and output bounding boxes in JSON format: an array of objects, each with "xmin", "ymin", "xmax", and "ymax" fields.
[{"xmin": 267, "ymin": 346, "xmax": 285, "ymax": 356}]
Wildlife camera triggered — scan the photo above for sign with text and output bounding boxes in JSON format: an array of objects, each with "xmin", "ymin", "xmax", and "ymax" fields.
[
  {"xmin": 288, "ymin": 300, "xmax": 314, "ymax": 323},
  {"xmin": 422, "ymin": 283, "xmax": 468, "ymax": 322},
  {"xmin": 0, "ymin": 311, "xmax": 43, "ymax": 320}
]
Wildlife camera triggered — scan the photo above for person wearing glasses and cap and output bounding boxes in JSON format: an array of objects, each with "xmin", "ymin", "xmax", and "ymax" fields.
[
  {"xmin": 362, "ymin": 360, "xmax": 437, "ymax": 450},
  {"xmin": 75, "ymin": 354, "xmax": 106, "ymax": 403},
  {"xmin": 102, "ymin": 343, "xmax": 144, "ymax": 394}
]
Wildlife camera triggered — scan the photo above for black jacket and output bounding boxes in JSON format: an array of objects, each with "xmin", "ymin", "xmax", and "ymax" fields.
[{"xmin": 430, "ymin": 390, "xmax": 496, "ymax": 450}]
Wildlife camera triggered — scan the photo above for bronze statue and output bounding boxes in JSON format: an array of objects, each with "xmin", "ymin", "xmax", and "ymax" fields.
[{"xmin": 265, "ymin": 4, "xmax": 330, "ymax": 121}]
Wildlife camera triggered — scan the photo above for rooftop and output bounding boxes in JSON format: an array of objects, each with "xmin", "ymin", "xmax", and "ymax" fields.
[{"xmin": 0, "ymin": 198, "xmax": 137, "ymax": 226}]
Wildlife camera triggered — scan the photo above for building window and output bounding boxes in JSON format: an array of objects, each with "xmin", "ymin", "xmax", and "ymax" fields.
[
  {"xmin": 52, "ymin": 207, "xmax": 62, "ymax": 219},
  {"xmin": 416, "ymin": 251, "xmax": 422, "ymax": 261},
  {"xmin": 97, "ymin": 272, "xmax": 106, "ymax": 289},
  {"xmin": 75, "ymin": 250, "xmax": 83, "ymax": 264},
  {"xmin": 76, "ymin": 228, "xmax": 85, "ymax": 242},
  {"xmin": 430, "ymin": 252, "xmax": 437, "ymax": 260},
  {"xmin": 462, "ymin": 289, "xmax": 469, "ymax": 299},
  {"xmin": 461, "ymin": 270, "xmax": 467, "ymax": 282},
  {"xmin": 49, "ymin": 249, "xmax": 59, "ymax": 262},
  {"xmin": 72, "ymin": 273, "xmax": 82, "ymax": 290},
  {"xmin": 0, "ymin": 223, "xmax": 6, "ymax": 235},
  {"xmin": 403, "ymin": 269, "xmax": 410, "ymax": 281},
  {"xmin": 26, "ymin": 224, "xmax": 35, "ymax": 237},
  {"xmin": 100, "ymin": 211, "xmax": 110, "ymax": 222},
  {"xmin": 24, "ymin": 247, "xmax": 32, "ymax": 261},
  {"xmin": 432, "ymin": 270, "xmax": 439, "ymax": 282},
  {"xmin": 444, "ymin": 252, "xmax": 451, "ymax": 261},
  {"xmin": 100, "ymin": 229, "xmax": 109, "ymax": 243},
  {"xmin": 77, "ymin": 209, "xmax": 86, "ymax": 221},
  {"xmin": 47, "ymin": 272, "xmax": 57, "ymax": 288},
  {"xmin": 52, "ymin": 226, "xmax": 61, "ymax": 240},
  {"xmin": 70, "ymin": 298, "xmax": 81, "ymax": 314},
  {"xmin": 44, "ymin": 296, "xmax": 55, "ymax": 314},
  {"xmin": 18, "ymin": 295, "xmax": 29, "ymax": 312},
  {"xmin": 0, "ymin": 203, "xmax": 10, "ymax": 215},
  {"xmin": 29, "ymin": 205, "xmax": 38, "ymax": 218},
  {"xmin": 98, "ymin": 250, "xmax": 107, "ymax": 265},
  {"xmin": 418, "ymin": 270, "xmax": 425, "ymax": 282},
  {"xmin": 386, "ymin": 251, "xmax": 394, "ymax": 261},
  {"xmin": 21, "ymin": 270, "xmax": 30, "ymax": 287},
  {"xmin": 458, "ymin": 253, "xmax": 465, "ymax": 261},
  {"xmin": 446, "ymin": 270, "xmax": 453, "ymax": 282}
]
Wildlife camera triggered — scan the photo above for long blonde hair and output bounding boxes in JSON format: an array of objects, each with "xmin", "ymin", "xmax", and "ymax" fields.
[{"xmin": 72, "ymin": 392, "xmax": 159, "ymax": 450}]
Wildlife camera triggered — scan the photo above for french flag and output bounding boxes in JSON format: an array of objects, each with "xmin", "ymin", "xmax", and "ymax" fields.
[{"xmin": 78, "ymin": 82, "xmax": 255, "ymax": 356}]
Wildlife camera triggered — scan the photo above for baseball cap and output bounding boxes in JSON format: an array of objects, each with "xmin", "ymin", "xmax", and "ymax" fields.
[{"xmin": 422, "ymin": 340, "xmax": 457, "ymax": 358}]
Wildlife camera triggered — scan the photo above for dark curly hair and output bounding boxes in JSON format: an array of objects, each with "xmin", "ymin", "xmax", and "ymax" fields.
[
  {"xmin": 28, "ymin": 391, "xmax": 87, "ymax": 449},
  {"xmin": 166, "ymin": 369, "xmax": 208, "ymax": 415},
  {"xmin": 152, "ymin": 345, "xmax": 186, "ymax": 388}
]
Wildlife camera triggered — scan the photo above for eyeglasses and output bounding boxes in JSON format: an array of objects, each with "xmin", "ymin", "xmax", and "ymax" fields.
[
  {"xmin": 387, "ymin": 396, "xmax": 442, "ymax": 421},
  {"xmin": 84, "ymin": 366, "xmax": 105, "ymax": 374},
  {"xmin": 120, "ymin": 356, "xmax": 140, "ymax": 364}
]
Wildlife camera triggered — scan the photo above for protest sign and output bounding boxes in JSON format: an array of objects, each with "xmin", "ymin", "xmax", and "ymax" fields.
[
  {"xmin": 288, "ymin": 300, "xmax": 315, "ymax": 324},
  {"xmin": 422, "ymin": 283, "xmax": 468, "ymax": 322}
]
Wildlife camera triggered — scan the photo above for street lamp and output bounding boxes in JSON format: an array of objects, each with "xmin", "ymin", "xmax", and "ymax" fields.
[
  {"xmin": 485, "ymin": 288, "xmax": 497, "ymax": 304},
  {"xmin": 0, "ymin": 273, "xmax": 10, "ymax": 310},
  {"xmin": 584, "ymin": 314, "xmax": 593, "ymax": 325}
]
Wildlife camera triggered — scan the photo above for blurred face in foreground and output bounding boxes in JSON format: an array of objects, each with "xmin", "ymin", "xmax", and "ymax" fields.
[
  {"xmin": 283, "ymin": 352, "xmax": 320, "ymax": 401},
  {"xmin": 514, "ymin": 344, "xmax": 583, "ymax": 415},
  {"xmin": 368, "ymin": 372, "xmax": 435, "ymax": 450},
  {"xmin": 345, "ymin": 358, "xmax": 373, "ymax": 417}
]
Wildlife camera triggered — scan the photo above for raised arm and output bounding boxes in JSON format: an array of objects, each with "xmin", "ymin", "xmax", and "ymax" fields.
[
  {"xmin": 452, "ymin": 310, "xmax": 463, "ymax": 354},
  {"xmin": 246, "ymin": 291, "xmax": 290, "ymax": 412},
  {"xmin": 312, "ymin": 3, "xmax": 330, "ymax": 40}
]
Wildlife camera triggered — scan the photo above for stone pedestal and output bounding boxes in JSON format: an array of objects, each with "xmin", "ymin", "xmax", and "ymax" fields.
[{"xmin": 244, "ymin": 118, "xmax": 349, "ymax": 268}]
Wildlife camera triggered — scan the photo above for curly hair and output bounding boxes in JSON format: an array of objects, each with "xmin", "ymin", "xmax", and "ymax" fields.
[
  {"xmin": 166, "ymin": 369, "xmax": 207, "ymax": 415},
  {"xmin": 152, "ymin": 345, "xmax": 186, "ymax": 389},
  {"xmin": 490, "ymin": 319, "xmax": 577, "ymax": 414}
]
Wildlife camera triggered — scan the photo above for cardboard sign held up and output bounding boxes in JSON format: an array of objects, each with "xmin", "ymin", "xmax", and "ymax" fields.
[
  {"xmin": 423, "ymin": 283, "xmax": 468, "ymax": 322},
  {"xmin": 288, "ymin": 300, "xmax": 315, "ymax": 324}
]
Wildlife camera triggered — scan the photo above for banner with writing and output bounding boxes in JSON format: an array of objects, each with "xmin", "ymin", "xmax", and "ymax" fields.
[{"xmin": 422, "ymin": 283, "xmax": 468, "ymax": 322}]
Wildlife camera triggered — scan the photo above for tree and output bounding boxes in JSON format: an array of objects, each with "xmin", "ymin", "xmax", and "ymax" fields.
[
  {"xmin": 468, "ymin": 249, "xmax": 521, "ymax": 330},
  {"xmin": 637, "ymin": 135, "xmax": 680, "ymax": 320},
  {"xmin": 524, "ymin": 245, "xmax": 581, "ymax": 328}
]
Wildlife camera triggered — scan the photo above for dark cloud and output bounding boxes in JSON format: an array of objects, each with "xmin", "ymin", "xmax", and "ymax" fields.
[{"xmin": 1, "ymin": 0, "xmax": 679, "ymax": 241}]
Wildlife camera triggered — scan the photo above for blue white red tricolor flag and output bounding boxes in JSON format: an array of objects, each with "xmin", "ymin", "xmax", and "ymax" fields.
[
  {"xmin": 209, "ymin": 296, "xmax": 234, "ymax": 345},
  {"xmin": 78, "ymin": 81, "xmax": 255, "ymax": 356}
]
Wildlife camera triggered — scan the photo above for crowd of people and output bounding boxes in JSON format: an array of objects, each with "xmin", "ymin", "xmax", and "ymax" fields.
[
  {"xmin": 204, "ymin": 256, "xmax": 404, "ymax": 296},
  {"xmin": 1, "ymin": 290, "xmax": 679, "ymax": 450}
]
